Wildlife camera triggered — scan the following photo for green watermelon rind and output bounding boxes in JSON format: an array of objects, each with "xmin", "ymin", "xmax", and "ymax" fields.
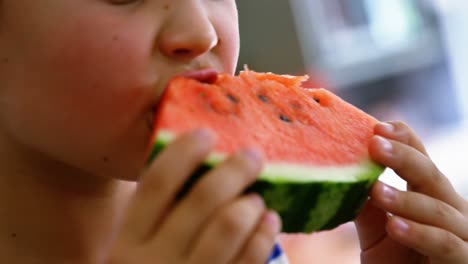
[{"xmin": 151, "ymin": 130, "xmax": 385, "ymax": 233}]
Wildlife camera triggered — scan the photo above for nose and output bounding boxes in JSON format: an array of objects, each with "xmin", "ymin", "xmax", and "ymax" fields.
[{"xmin": 158, "ymin": 2, "xmax": 218, "ymax": 61}]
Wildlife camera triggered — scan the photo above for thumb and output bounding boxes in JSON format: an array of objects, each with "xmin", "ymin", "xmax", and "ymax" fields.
[{"xmin": 354, "ymin": 198, "xmax": 388, "ymax": 250}]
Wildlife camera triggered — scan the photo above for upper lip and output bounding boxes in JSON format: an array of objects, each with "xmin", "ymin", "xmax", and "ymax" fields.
[
  {"xmin": 178, "ymin": 68, "xmax": 219, "ymax": 83},
  {"xmin": 149, "ymin": 64, "xmax": 221, "ymax": 112}
]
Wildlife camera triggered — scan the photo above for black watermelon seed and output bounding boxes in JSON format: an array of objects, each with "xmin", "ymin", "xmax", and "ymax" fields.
[
  {"xmin": 227, "ymin": 93, "xmax": 238, "ymax": 103},
  {"xmin": 279, "ymin": 115, "xmax": 291, "ymax": 123},
  {"xmin": 257, "ymin": 94, "xmax": 269, "ymax": 103},
  {"xmin": 314, "ymin": 97, "xmax": 320, "ymax": 103}
]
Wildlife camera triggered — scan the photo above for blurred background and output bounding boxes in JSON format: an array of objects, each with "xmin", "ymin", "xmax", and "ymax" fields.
[{"xmin": 236, "ymin": 0, "xmax": 467, "ymax": 263}]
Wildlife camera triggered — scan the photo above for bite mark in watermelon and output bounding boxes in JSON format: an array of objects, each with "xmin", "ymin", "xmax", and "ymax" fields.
[{"xmin": 149, "ymin": 69, "xmax": 385, "ymax": 233}]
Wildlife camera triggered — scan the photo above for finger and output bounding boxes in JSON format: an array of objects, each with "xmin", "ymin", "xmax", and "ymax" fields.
[
  {"xmin": 354, "ymin": 195, "xmax": 389, "ymax": 251},
  {"xmin": 121, "ymin": 129, "xmax": 215, "ymax": 242},
  {"xmin": 387, "ymin": 216, "xmax": 468, "ymax": 263},
  {"xmin": 371, "ymin": 182, "xmax": 468, "ymax": 240},
  {"xmin": 374, "ymin": 121, "xmax": 429, "ymax": 156},
  {"xmin": 186, "ymin": 195, "xmax": 268, "ymax": 263},
  {"xmin": 233, "ymin": 211, "xmax": 281, "ymax": 264},
  {"xmin": 369, "ymin": 136, "xmax": 465, "ymax": 211},
  {"xmin": 157, "ymin": 149, "xmax": 264, "ymax": 254}
]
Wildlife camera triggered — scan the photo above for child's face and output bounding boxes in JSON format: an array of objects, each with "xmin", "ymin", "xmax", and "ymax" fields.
[{"xmin": 0, "ymin": 0, "xmax": 239, "ymax": 180}]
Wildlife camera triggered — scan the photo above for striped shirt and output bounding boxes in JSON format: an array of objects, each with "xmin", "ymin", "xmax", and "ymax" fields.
[{"xmin": 267, "ymin": 242, "xmax": 289, "ymax": 264}]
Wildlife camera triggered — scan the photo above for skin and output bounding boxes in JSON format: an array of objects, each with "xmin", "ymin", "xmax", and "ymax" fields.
[
  {"xmin": 0, "ymin": 1, "xmax": 466, "ymax": 264},
  {"xmin": 0, "ymin": 0, "xmax": 279, "ymax": 263},
  {"xmin": 354, "ymin": 121, "xmax": 468, "ymax": 263},
  {"xmin": 279, "ymin": 122, "xmax": 468, "ymax": 264}
]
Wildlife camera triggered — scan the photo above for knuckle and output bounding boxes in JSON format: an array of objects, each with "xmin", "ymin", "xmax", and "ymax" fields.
[
  {"xmin": 193, "ymin": 173, "xmax": 232, "ymax": 205},
  {"xmin": 231, "ymin": 152, "xmax": 255, "ymax": 173},
  {"xmin": 392, "ymin": 120, "xmax": 408, "ymax": 128},
  {"xmin": 137, "ymin": 171, "xmax": 168, "ymax": 200},
  {"xmin": 463, "ymin": 199, "xmax": 468, "ymax": 216},
  {"xmin": 219, "ymin": 211, "xmax": 248, "ymax": 236},
  {"xmin": 393, "ymin": 121, "xmax": 423, "ymax": 149},
  {"xmin": 219, "ymin": 201, "xmax": 259, "ymax": 235},
  {"xmin": 428, "ymin": 166, "xmax": 445, "ymax": 186},
  {"xmin": 191, "ymin": 182, "xmax": 222, "ymax": 206},
  {"xmin": 239, "ymin": 234, "xmax": 274, "ymax": 264},
  {"xmin": 434, "ymin": 200, "xmax": 450, "ymax": 219},
  {"xmin": 391, "ymin": 144, "xmax": 407, "ymax": 171},
  {"xmin": 439, "ymin": 232, "xmax": 461, "ymax": 257},
  {"xmin": 394, "ymin": 121, "xmax": 411, "ymax": 140},
  {"xmin": 223, "ymin": 154, "xmax": 258, "ymax": 183},
  {"xmin": 392, "ymin": 191, "xmax": 405, "ymax": 211},
  {"xmin": 189, "ymin": 158, "xmax": 259, "ymax": 210},
  {"xmin": 393, "ymin": 121, "xmax": 410, "ymax": 133},
  {"xmin": 172, "ymin": 133, "xmax": 209, "ymax": 159},
  {"xmin": 177, "ymin": 137, "xmax": 204, "ymax": 158}
]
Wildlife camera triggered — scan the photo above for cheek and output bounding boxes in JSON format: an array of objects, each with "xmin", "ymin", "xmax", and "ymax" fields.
[
  {"xmin": 49, "ymin": 20, "xmax": 152, "ymax": 111},
  {"xmin": 56, "ymin": 23, "xmax": 149, "ymax": 110},
  {"xmin": 212, "ymin": 4, "xmax": 240, "ymax": 74},
  {"xmin": 4, "ymin": 13, "xmax": 157, "ymax": 178},
  {"xmin": 217, "ymin": 11, "xmax": 240, "ymax": 74},
  {"xmin": 219, "ymin": 25, "xmax": 240, "ymax": 74},
  {"xmin": 48, "ymin": 19, "xmax": 156, "ymax": 175}
]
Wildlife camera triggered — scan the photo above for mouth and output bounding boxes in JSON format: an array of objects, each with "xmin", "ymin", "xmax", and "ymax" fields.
[
  {"xmin": 147, "ymin": 68, "xmax": 220, "ymax": 132},
  {"xmin": 178, "ymin": 68, "xmax": 219, "ymax": 83}
]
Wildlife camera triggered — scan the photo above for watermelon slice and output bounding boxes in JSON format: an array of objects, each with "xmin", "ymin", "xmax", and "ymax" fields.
[{"xmin": 148, "ymin": 69, "xmax": 385, "ymax": 233}]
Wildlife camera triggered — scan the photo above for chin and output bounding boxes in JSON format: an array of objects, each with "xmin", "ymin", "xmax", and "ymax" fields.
[
  {"xmin": 82, "ymin": 151, "xmax": 148, "ymax": 182},
  {"xmin": 111, "ymin": 159, "xmax": 147, "ymax": 182}
]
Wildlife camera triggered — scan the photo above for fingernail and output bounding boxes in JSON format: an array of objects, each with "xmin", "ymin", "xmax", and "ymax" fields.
[
  {"xmin": 375, "ymin": 136, "xmax": 393, "ymax": 155},
  {"xmin": 264, "ymin": 211, "xmax": 281, "ymax": 234},
  {"xmin": 379, "ymin": 122, "xmax": 394, "ymax": 134},
  {"xmin": 242, "ymin": 148, "xmax": 264, "ymax": 166},
  {"xmin": 393, "ymin": 217, "xmax": 409, "ymax": 235},
  {"xmin": 381, "ymin": 183, "xmax": 396, "ymax": 203}
]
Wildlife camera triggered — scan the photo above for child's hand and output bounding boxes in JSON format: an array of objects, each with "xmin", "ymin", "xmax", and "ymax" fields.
[
  {"xmin": 355, "ymin": 121, "xmax": 468, "ymax": 264},
  {"xmin": 102, "ymin": 130, "xmax": 281, "ymax": 264}
]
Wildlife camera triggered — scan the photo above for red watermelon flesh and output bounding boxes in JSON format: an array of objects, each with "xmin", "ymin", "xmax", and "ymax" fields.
[
  {"xmin": 154, "ymin": 71, "xmax": 376, "ymax": 166},
  {"xmin": 149, "ymin": 69, "xmax": 384, "ymax": 233}
]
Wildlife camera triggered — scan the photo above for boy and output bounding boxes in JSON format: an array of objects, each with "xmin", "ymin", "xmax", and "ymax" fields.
[{"xmin": 0, "ymin": 1, "xmax": 466, "ymax": 263}]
